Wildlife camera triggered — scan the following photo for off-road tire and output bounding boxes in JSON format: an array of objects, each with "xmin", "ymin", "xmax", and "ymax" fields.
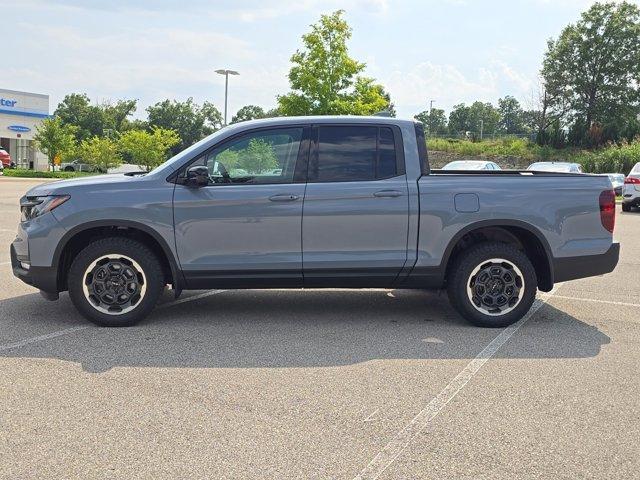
[{"xmin": 68, "ymin": 237, "xmax": 164, "ymax": 327}]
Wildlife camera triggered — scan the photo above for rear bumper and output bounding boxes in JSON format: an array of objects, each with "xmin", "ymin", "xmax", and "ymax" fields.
[
  {"xmin": 553, "ymin": 242, "xmax": 620, "ymax": 283},
  {"xmin": 10, "ymin": 244, "xmax": 59, "ymax": 294}
]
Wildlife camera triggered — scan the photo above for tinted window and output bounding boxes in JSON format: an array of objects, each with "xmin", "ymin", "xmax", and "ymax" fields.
[
  {"xmin": 315, "ymin": 126, "xmax": 377, "ymax": 182},
  {"xmin": 197, "ymin": 127, "xmax": 303, "ymax": 185},
  {"xmin": 312, "ymin": 126, "xmax": 399, "ymax": 182},
  {"xmin": 377, "ymin": 127, "xmax": 397, "ymax": 178}
]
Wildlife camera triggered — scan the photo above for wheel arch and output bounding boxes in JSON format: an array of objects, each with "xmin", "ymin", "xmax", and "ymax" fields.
[
  {"xmin": 54, "ymin": 220, "xmax": 183, "ymax": 294},
  {"xmin": 442, "ymin": 219, "xmax": 554, "ymax": 292}
]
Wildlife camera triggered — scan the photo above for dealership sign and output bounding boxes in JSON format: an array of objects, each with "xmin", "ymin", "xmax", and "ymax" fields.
[
  {"xmin": 0, "ymin": 98, "xmax": 18, "ymax": 107},
  {"xmin": 8, "ymin": 125, "xmax": 31, "ymax": 133}
]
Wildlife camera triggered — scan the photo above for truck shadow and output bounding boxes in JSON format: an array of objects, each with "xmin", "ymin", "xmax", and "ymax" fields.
[{"xmin": 0, "ymin": 289, "xmax": 610, "ymax": 373}]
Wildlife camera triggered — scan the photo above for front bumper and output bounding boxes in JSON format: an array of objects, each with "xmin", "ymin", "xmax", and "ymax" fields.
[
  {"xmin": 10, "ymin": 244, "xmax": 59, "ymax": 294},
  {"xmin": 553, "ymin": 242, "xmax": 620, "ymax": 283}
]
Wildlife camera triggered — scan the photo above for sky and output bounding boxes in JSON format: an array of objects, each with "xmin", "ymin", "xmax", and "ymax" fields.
[{"xmin": 2, "ymin": 0, "xmax": 638, "ymax": 119}]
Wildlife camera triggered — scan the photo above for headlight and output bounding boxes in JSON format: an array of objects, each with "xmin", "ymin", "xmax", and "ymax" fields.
[{"xmin": 20, "ymin": 195, "xmax": 70, "ymax": 221}]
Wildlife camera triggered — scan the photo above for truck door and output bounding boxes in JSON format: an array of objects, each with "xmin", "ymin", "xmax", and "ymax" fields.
[
  {"xmin": 302, "ymin": 124, "xmax": 409, "ymax": 287},
  {"xmin": 173, "ymin": 126, "xmax": 310, "ymax": 288}
]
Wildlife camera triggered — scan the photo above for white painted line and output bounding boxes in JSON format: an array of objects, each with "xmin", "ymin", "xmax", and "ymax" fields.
[
  {"xmin": 0, "ymin": 261, "xmax": 10, "ymax": 266},
  {"xmin": 0, "ymin": 290, "xmax": 225, "ymax": 354},
  {"xmin": 353, "ymin": 290, "xmax": 556, "ymax": 480},
  {"xmin": 364, "ymin": 408, "xmax": 380, "ymax": 423},
  {"xmin": 0, "ymin": 325, "xmax": 89, "ymax": 353},
  {"xmin": 159, "ymin": 289, "xmax": 225, "ymax": 309},
  {"xmin": 546, "ymin": 294, "xmax": 640, "ymax": 309}
]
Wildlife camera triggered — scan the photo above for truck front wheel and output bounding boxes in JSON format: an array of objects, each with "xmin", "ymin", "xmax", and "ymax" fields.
[
  {"xmin": 68, "ymin": 237, "xmax": 165, "ymax": 327},
  {"xmin": 447, "ymin": 242, "xmax": 537, "ymax": 328}
]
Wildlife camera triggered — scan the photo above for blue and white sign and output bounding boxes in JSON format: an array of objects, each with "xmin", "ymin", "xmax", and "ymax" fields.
[{"xmin": 8, "ymin": 125, "xmax": 31, "ymax": 133}]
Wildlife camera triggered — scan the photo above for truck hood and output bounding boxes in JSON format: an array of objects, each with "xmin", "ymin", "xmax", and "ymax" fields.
[{"xmin": 26, "ymin": 174, "xmax": 146, "ymax": 196}]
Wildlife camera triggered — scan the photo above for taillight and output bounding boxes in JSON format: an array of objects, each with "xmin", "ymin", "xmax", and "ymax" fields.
[
  {"xmin": 624, "ymin": 176, "xmax": 640, "ymax": 184},
  {"xmin": 599, "ymin": 190, "xmax": 615, "ymax": 233}
]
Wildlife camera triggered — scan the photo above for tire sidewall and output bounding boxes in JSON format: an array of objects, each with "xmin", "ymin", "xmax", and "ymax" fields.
[
  {"xmin": 68, "ymin": 237, "xmax": 164, "ymax": 327},
  {"xmin": 449, "ymin": 243, "xmax": 538, "ymax": 328}
]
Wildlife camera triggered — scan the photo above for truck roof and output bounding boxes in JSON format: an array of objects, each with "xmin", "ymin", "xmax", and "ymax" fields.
[{"xmin": 228, "ymin": 115, "xmax": 416, "ymax": 130}]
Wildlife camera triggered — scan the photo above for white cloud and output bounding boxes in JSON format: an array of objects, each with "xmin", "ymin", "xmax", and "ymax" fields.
[{"xmin": 378, "ymin": 61, "xmax": 535, "ymax": 117}]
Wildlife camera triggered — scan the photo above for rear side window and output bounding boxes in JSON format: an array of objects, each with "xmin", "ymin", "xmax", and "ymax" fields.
[{"xmin": 311, "ymin": 125, "xmax": 401, "ymax": 182}]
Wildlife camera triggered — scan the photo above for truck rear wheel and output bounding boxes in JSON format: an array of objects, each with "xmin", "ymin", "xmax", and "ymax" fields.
[
  {"xmin": 68, "ymin": 237, "xmax": 164, "ymax": 327},
  {"xmin": 447, "ymin": 242, "xmax": 537, "ymax": 328}
]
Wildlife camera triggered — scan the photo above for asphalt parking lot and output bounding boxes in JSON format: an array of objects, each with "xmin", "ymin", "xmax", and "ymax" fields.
[{"xmin": 1, "ymin": 177, "xmax": 638, "ymax": 479}]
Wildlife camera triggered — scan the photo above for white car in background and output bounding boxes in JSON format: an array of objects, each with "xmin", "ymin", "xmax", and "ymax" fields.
[
  {"xmin": 622, "ymin": 162, "xmax": 640, "ymax": 212},
  {"xmin": 442, "ymin": 160, "xmax": 501, "ymax": 170},
  {"xmin": 527, "ymin": 161, "xmax": 583, "ymax": 173}
]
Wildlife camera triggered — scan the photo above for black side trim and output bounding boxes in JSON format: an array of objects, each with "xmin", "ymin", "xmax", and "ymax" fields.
[
  {"xmin": 183, "ymin": 267, "xmax": 400, "ymax": 289},
  {"xmin": 553, "ymin": 243, "xmax": 619, "ymax": 283},
  {"xmin": 183, "ymin": 269, "xmax": 303, "ymax": 289}
]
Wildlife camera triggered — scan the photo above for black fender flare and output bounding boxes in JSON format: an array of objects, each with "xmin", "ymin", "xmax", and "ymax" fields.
[
  {"xmin": 53, "ymin": 219, "xmax": 184, "ymax": 294},
  {"xmin": 439, "ymin": 219, "xmax": 555, "ymax": 290}
]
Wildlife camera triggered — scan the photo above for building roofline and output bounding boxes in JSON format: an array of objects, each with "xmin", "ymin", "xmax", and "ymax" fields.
[{"xmin": 0, "ymin": 88, "xmax": 49, "ymax": 99}]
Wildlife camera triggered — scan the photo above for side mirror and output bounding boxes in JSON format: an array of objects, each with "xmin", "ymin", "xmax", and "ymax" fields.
[{"xmin": 186, "ymin": 165, "xmax": 209, "ymax": 187}]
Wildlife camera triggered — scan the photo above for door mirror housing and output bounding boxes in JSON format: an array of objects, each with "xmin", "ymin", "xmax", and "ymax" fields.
[{"xmin": 186, "ymin": 165, "xmax": 209, "ymax": 187}]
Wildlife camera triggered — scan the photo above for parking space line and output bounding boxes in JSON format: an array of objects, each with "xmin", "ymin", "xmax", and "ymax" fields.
[
  {"xmin": 0, "ymin": 261, "xmax": 10, "ymax": 266},
  {"xmin": 545, "ymin": 294, "xmax": 640, "ymax": 309},
  {"xmin": 353, "ymin": 290, "xmax": 556, "ymax": 480},
  {"xmin": 0, "ymin": 325, "xmax": 90, "ymax": 353},
  {"xmin": 159, "ymin": 289, "xmax": 225, "ymax": 308},
  {"xmin": 0, "ymin": 289, "xmax": 225, "ymax": 354}
]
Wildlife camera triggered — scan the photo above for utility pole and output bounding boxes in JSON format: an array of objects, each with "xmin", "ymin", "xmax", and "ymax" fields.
[
  {"xmin": 215, "ymin": 69, "xmax": 240, "ymax": 126},
  {"xmin": 428, "ymin": 99, "xmax": 435, "ymax": 135},
  {"xmin": 480, "ymin": 119, "xmax": 484, "ymax": 141}
]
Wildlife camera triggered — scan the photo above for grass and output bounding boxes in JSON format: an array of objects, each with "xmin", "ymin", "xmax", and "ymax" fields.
[
  {"xmin": 427, "ymin": 137, "xmax": 640, "ymax": 174},
  {"xmin": 2, "ymin": 169, "xmax": 95, "ymax": 179}
]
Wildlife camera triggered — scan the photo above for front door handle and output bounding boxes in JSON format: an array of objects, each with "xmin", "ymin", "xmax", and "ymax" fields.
[
  {"xmin": 269, "ymin": 194, "xmax": 300, "ymax": 202},
  {"xmin": 373, "ymin": 190, "xmax": 403, "ymax": 198}
]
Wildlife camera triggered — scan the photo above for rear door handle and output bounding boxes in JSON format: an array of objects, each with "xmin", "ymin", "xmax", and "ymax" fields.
[
  {"xmin": 269, "ymin": 194, "xmax": 300, "ymax": 202},
  {"xmin": 373, "ymin": 190, "xmax": 403, "ymax": 198}
]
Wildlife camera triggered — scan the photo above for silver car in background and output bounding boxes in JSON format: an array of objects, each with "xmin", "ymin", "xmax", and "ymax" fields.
[
  {"xmin": 527, "ymin": 161, "xmax": 583, "ymax": 173},
  {"xmin": 442, "ymin": 160, "xmax": 501, "ymax": 170},
  {"xmin": 606, "ymin": 173, "xmax": 625, "ymax": 196},
  {"xmin": 622, "ymin": 162, "xmax": 640, "ymax": 212}
]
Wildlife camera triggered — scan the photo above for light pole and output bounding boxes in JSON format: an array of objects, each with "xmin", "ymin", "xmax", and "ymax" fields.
[{"xmin": 215, "ymin": 69, "xmax": 239, "ymax": 126}]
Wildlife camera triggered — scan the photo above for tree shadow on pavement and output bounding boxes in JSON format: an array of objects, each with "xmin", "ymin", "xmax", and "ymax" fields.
[{"xmin": 0, "ymin": 289, "xmax": 610, "ymax": 373}]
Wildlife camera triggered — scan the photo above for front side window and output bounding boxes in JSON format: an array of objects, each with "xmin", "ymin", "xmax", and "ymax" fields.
[
  {"xmin": 195, "ymin": 127, "xmax": 303, "ymax": 185},
  {"xmin": 310, "ymin": 125, "xmax": 399, "ymax": 182}
]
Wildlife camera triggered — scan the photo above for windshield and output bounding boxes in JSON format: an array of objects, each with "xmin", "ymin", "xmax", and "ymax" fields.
[
  {"xmin": 146, "ymin": 125, "xmax": 233, "ymax": 175},
  {"xmin": 632, "ymin": 163, "xmax": 640, "ymax": 174}
]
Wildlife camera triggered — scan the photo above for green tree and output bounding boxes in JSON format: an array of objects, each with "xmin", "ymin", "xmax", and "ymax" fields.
[
  {"xmin": 237, "ymin": 138, "xmax": 278, "ymax": 173},
  {"xmin": 54, "ymin": 93, "xmax": 137, "ymax": 142},
  {"xmin": 33, "ymin": 117, "xmax": 78, "ymax": 171},
  {"xmin": 79, "ymin": 136, "xmax": 122, "ymax": 172},
  {"xmin": 277, "ymin": 10, "xmax": 392, "ymax": 116},
  {"xmin": 232, "ymin": 105, "xmax": 267, "ymax": 124},
  {"xmin": 146, "ymin": 98, "xmax": 223, "ymax": 154},
  {"xmin": 448, "ymin": 104, "xmax": 472, "ymax": 134},
  {"xmin": 448, "ymin": 102, "xmax": 500, "ymax": 137},
  {"xmin": 541, "ymin": 1, "xmax": 640, "ymax": 145},
  {"xmin": 118, "ymin": 127, "xmax": 181, "ymax": 171},
  {"xmin": 497, "ymin": 96, "xmax": 526, "ymax": 134},
  {"xmin": 414, "ymin": 108, "xmax": 447, "ymax": 135}
]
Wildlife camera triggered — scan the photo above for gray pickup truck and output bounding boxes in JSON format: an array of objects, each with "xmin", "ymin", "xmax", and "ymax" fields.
[{"xmin": 11, "ymin": 116, "xmax": 619, "ymax": 328}]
